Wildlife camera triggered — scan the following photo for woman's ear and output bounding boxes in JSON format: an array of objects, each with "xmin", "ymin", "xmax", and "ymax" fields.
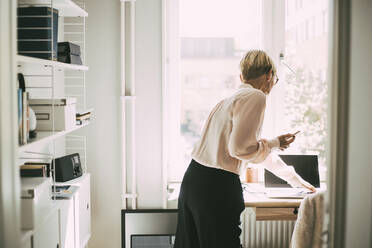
[
  {"xmin": 266, "ymin": 69, "xmax": 273, "ymax": 81},
  {"xmin": 240, "ymin": 74, "xmax": 243, "ymax": 82}
]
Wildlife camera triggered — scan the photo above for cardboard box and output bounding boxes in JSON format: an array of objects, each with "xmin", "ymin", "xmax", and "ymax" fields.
[{"xmin": 29, "ymin": 98, "xmax": 77, "ymax": 131}]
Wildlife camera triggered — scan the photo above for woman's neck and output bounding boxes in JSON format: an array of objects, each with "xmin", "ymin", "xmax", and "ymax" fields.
[{"xmin": 243, "ymin": 77, "xmax": 264, "ymax": 90}]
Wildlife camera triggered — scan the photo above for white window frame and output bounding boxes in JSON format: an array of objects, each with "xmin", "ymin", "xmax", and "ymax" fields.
[{"xmin": 163, "ymin": 0, "xmax": 181, "ymax": 185}]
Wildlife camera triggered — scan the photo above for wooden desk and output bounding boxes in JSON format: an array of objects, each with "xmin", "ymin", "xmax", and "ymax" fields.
[{"xmin": 243, "ymin": 188, "xmax": 302, "ymax": 221}]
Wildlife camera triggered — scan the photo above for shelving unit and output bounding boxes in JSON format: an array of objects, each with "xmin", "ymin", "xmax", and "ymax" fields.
[{"xmin": 15, "ymin": 0, "xmax": 91, "ymax": 247}]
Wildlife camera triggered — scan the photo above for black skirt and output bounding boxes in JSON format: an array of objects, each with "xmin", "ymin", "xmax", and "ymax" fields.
[{"xmin": 174, "ymin": 159, "xmax": 245, "ymax": 248}]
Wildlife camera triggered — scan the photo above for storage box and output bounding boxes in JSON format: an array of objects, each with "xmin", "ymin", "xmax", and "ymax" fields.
[
  {"xmin": 17, "ymin": 7, "xmax": 59, "ymax": 60},
  {"xmin": 29, "ymin": 98, "xmax": 77, "ymax": 131},
  {"xmin": 21, "ymin": 178, "xmax": 53, "ymax": 230}
]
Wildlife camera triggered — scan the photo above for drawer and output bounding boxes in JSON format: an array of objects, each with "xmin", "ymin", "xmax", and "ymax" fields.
[{"xmin": 255, "ymin": 207, "xmax": 298, "ymax": 221}]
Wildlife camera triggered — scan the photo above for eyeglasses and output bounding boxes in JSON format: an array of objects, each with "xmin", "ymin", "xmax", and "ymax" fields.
[{"xmin": 274, "ymin": 74, "xmax": 279, "ymax": 85}]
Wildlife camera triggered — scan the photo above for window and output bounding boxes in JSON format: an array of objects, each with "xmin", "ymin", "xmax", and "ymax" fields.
[{"xmin": 166, "ymin": 0, "xmax": 329, "ymax": 182}]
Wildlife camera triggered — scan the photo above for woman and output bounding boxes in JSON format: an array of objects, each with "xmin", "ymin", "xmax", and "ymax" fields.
[{"xmin": 174, "ymin": 50, "xmax": 315, "ymax": 248}]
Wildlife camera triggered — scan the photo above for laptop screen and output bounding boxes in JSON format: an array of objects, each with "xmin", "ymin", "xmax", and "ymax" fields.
[{"xmin": 264, "ymin": 155, "xmax": 320, "ymax": 188}]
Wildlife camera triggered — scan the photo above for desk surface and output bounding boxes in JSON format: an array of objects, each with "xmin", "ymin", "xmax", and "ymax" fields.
[
  {"xmin": 244, "ymin": 191, "xmax": 302, "ymax": 208},
  {"xmin": 243, "ymin": 183, "xmax": 327, "ymax": 208}
]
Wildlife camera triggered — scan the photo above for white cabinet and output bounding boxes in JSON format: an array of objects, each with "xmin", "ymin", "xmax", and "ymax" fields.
[
  {"xmin": 58, "ymin": 198, "xmax": 75, "ymax": 248},
  {"xmin": 20, "ymin": 174, "xmax": 91, "ymax": 248},
  {"xmin": 20, "ymin": 207, "xmax": 60, "ymax": 248},
  {"xmin": 57, "ymin": 173, "xmax": 91, "ymax": 248},
  {"xmin": 33, "ymin": 207, "xmax": 59, "ymax": 248},
  {"xmin": 75, "ymin": 174, "xmax": 91, "ymax": 247}
]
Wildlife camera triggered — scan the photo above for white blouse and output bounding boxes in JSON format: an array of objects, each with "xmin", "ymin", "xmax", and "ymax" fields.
[{"xmin": 191, "ymin": 83, "xmax": 305, "ymax": 187}]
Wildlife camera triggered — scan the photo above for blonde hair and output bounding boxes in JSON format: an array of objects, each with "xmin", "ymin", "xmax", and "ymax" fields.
[{"xmin": 240, "ymin": 50, "xmax": 276, "ymax": 81}]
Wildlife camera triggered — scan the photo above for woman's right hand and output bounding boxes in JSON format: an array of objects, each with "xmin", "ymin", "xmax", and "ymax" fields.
[
  {"xmin": 299, "ymin": 179, "xmax": 317, "ymax": 193},
  {"xmin": 278, "ymin": 133, "xmax": 296, "ymax": 150},
  {"xmin": 289, "ymin": 174, "xmax": 317, "ymax": 192}
]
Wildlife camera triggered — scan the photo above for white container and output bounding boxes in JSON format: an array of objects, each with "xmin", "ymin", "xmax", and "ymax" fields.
[
  {"xmin": 29, "ymin": 98, "xmax": 76, "ymax": 131},
  {"xmin": 21, "ymin": 178, "xmax": 53, "ymax": 230}
]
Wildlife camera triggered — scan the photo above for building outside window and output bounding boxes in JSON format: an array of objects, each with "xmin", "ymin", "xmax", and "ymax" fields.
[{"xmin": 283, "ymin": 0, "xmax": 329, "ymax": 180}]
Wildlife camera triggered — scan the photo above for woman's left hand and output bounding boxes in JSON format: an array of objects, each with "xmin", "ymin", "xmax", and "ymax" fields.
[{"xmin": 278, "ymin": 133, "xmax": 296, "ymax": 150}]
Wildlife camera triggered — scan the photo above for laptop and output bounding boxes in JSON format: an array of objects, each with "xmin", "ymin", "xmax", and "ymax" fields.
[{"xmin": 264, "ymin": 155, "xmax": 320, "ymax": 199}]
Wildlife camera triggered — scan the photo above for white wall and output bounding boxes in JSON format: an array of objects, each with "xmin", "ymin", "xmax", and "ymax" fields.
[
  {"xmin": 344, "ymin": 0, "xmax": 372, "ymax": 246},
  {"xmin": 84, "ymin": 0, "xmax": 122, "ymax": 247},
  {"xmin": 84, "ymin": 0, "xmax": 164, "ymax": 246},
  {"xmin": 0, "ymin": 0, "xmax": 19, "ymax": 247}
]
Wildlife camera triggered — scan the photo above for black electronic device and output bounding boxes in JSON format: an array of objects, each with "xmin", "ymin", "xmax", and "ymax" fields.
[
  {"xmin": 58, "ymin": 42, "xmax": 81, "ymax": 56},
  {"xmin": 264, "ymin": 154, "xmax": 320, "ymax": 188},
  {"xmin": 57, "ymin": 42, "xmax": 82, "ymax": 65},
  {"xmin": 54, "ymin": 153, "xmax": 83, "ymax": 182}
]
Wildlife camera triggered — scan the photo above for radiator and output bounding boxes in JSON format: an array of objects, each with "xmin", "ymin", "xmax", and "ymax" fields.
[{"xmin": 241, "ymin": 208, "xmax": 296, "ymax": 248}]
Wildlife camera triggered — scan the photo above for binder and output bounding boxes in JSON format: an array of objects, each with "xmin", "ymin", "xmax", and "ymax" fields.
[
  {"xmin": 17, "ymin": 7, "xmax": 59, "ymax": 60},
  {"xmin": 18, "ymin": 29, "xmax": 54, "ymax": 40},
  {"xmin": 20, "ymin": 164, "xmax": 48, "ymax": 177}
]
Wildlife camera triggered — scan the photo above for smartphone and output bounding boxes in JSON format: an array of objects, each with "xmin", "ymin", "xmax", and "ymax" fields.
[{"xmin": 293, "ymin": 131, "xmax": 301, "ymax": 136}]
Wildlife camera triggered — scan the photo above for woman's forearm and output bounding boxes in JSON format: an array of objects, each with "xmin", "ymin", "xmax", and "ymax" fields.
[
  {"xmin": 259, "ymin": 152, "xmax": 303, "ymax": 187},
  {"xmin": 230, "ymin": 137, "xmax": 279, "ymax": 163}
]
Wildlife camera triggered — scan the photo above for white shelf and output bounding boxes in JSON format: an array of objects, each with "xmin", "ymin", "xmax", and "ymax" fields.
[
  {"xmin": 17, "ymin": 55, "xmax": 89, "ymax": 71},
  {"xmin": 19, "ymin": 122, "xmax": 90, "ymax": 152},
  {"xmin": 18, "ymin": 0, "xmax": 88, "ymax": 17},
  {"xmin": 55, "ymin": 173, "xmax": 89, "ymax": 186}
]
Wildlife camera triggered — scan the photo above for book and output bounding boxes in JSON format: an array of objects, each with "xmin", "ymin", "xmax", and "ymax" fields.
[
  {"xmin": 18, "ymin": 88, "xmax": 23, "ymax": 145},
  {"xmin": 18, "ymin": 73, "xmax": 26, "ymax": 145},
  {"xmin": 76, "ymin": 110, "xmax": 91, "ymax": 125},
  {"xmin": 20, "ymin": 163, "xmax": 49, "ymax": 178},
  {"xmin": 76, "ymin": 118, "xmax": 90, "ymax": 125},
  {"xmin": 22, "ymin": 92, "xmax": 28, "ymax": 144},
  {"xmin": 52, "ymin": 185, "xmax": 79, "ymax": 199},
  {"xmin": 76, "ymin": 110, "xmax": 92, "ymax": 118},
  {"xmin": 76, "ymin": 113, "xmax": 91, "ymax": 120}
]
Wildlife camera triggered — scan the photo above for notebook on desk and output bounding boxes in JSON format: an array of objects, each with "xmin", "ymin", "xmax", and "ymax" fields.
[{"xmin": 265, "ymin": 155, "xmax": 320, "ymax": 199}]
